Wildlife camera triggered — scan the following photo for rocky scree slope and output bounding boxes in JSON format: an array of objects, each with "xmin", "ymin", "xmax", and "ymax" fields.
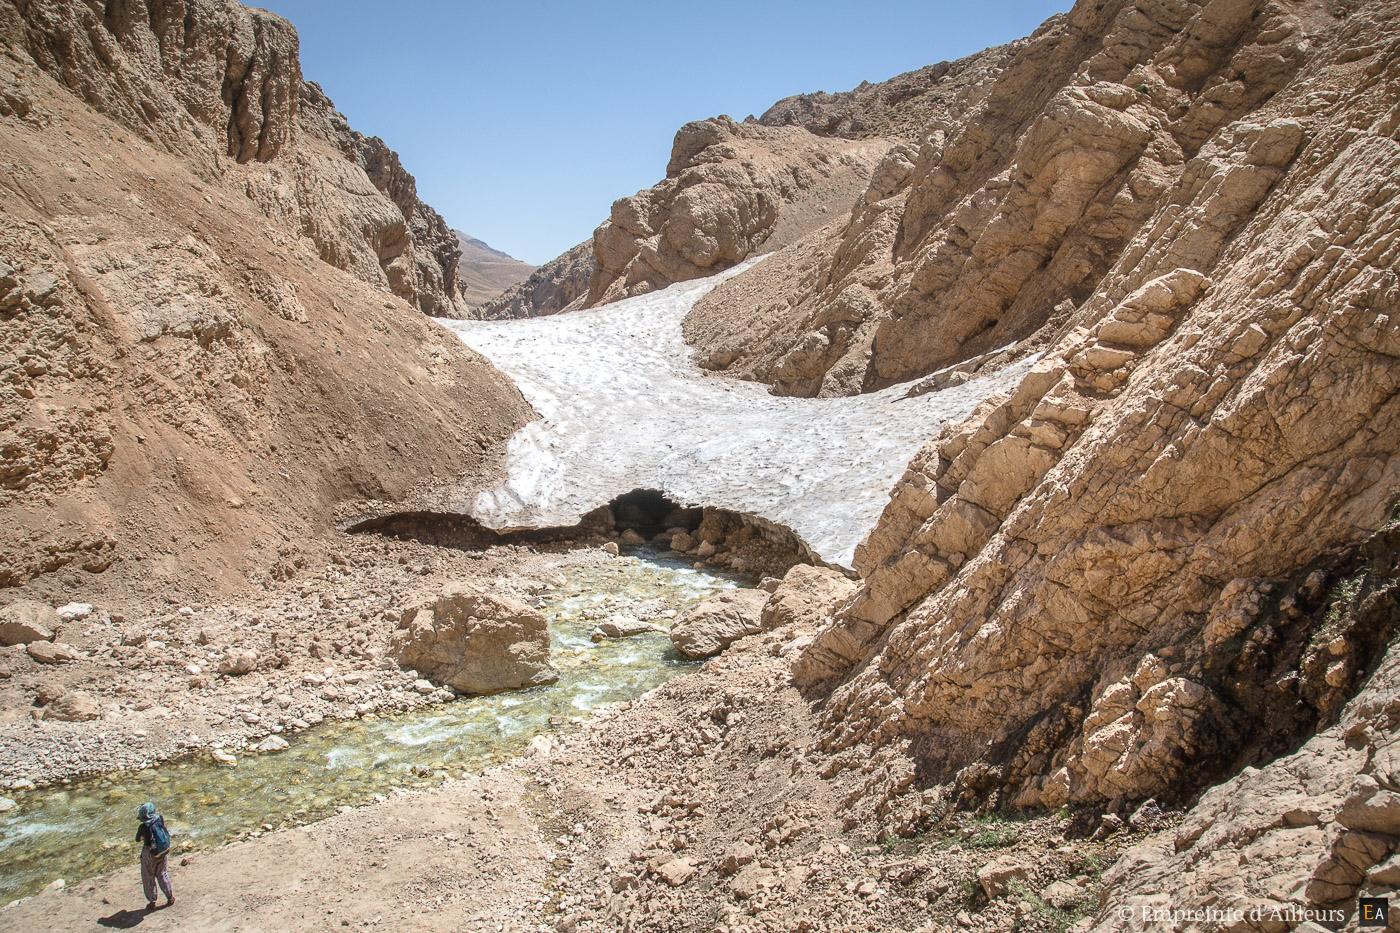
[
  {"xmin": 0, "ymin": 0, "xmax": 530, "ymax": 599},
  {"xmin": 758, "ymin": 50, "xmax": 1019, "ymax": 140},
  {"xmin": 761, "ymin": 0, "xmax": 1400, "ymax": 903}
]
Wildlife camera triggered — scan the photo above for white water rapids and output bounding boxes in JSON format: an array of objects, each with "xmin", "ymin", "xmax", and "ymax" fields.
[{"xmin": 445, "ymin": 259, "xmax": 1034, "ymax": 569}]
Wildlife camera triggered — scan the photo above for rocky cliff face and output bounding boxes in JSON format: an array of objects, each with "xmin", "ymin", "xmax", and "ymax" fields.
[
  {"xmin": 585, "ymin": 116, "xmax": 889, "ymax": 307},
  {"xmin": 290, "ymin": 80, "xmax": 469, "ymax": 316},
  {"xmin": 781, "ymin": 0, "xmax": 1400, "ymax": 830},
  {"xmin": 0, "ymin": 0, "xmax": 301, "ymax": 168},
  {"xmin": 1, "ymin": 0, "xmax": 473, "ymax": 319},
  {"xmin": 0, "ymin": 0, "xmax": 530, "ymax": 597},
  {"xmin": 689, "ymin": 0, "xmax": 1321, "ymax": 397}
]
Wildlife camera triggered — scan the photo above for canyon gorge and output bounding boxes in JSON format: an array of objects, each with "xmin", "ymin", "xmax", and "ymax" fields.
[{"xmin": 1, "ymin": 0, "xmax": 1398, "ymax": 931}]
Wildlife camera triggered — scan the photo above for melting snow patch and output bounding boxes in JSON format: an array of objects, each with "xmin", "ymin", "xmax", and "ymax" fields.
[{"xmin": 445, "ymin": 259, "xmax": 1036, "ymax": 569}]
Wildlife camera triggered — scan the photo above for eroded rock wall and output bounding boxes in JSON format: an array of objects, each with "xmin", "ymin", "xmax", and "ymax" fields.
[
  {"xmin": 794, "ymin": 0, "xmax": 1400, "ymax": 813},
  {"xmin": 0, "ymin": 0, "xmax": 471, "ymax": 319},
  {"xmin": 287, "ymin": 81, "xmax": 468, "ymax": 317},
  {"xmin": 585, "ymin": 116, "xmax": 888, "ymax": 307},
  {"xmin": 689, "ymin": 0, "xmax": 1320, "ymax": 397},
  {"xmin": 0, "ymin": 0, "xmax": 300, "ymax": 167},
  {"xmin": 0, "ymin": 2, "xmax": 530, "ymax": 597},
  {"xmin": 472, "ymin": 240, "xmax": 594, "ymax": 320}
]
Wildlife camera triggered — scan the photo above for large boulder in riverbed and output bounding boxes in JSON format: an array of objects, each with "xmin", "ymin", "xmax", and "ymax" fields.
[
  {"xmin": 760, "ymin": 565, "xmax": 857, "ymax": 633},
  {"xmin": 391, "ymin": 584, "xmax": 558, "ymax": 695},
  {"xmin": 670, "ymin": 589, "xmax": 769, "ymax": 659},
  {"xmin": 0, "ymin": 601, "xmax": 57, "ymax": 645}
]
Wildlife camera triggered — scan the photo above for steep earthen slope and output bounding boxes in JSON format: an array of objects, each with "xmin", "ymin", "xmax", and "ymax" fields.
[
  {"xmin": 785, "ymin": 0, "xmax": 1400, "ymax": 822},
  {"xmin": 0, "ymin": 0, "xmax": 530, "ymax": 601}
]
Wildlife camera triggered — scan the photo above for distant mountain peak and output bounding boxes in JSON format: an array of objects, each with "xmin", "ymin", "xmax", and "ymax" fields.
[{"xmin": 452, "ymin": 230, "xmax": 536, "ymax": 310}]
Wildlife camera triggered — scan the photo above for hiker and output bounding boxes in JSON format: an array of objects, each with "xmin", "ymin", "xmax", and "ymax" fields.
[{"xmin": 135, "ymin": 801, "xmax": 175, "ymax": 910}]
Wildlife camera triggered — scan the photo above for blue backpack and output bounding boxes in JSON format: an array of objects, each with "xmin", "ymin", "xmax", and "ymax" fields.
[{"xmin": 148, "ymin": 816, "xmax": 171, "ymax": 857}]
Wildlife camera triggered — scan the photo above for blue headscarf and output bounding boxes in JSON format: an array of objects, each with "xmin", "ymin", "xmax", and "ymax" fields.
[{"xmin": 137, "ymin": 802, "xmax": 156, "ymax": 823}]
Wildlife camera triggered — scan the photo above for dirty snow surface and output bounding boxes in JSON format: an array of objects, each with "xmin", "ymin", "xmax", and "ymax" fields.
[{"xmin": 445, "ymin": 260, "xmax": 1035, "ymax": 568}]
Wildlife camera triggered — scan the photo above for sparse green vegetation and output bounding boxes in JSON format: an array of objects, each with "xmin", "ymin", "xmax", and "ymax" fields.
[{"xmin": 1009, "ymin": 879, "xmax": 1097, "ymax": 933}]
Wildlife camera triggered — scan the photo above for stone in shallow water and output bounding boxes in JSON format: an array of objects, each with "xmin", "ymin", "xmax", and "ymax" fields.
[
  {"xmin": 390, "ymin": 583, "xmax": 558, "ymax": 695},
  {"xmin": 255, "ymin": 735, "xmax": 289, "ymax": 753},
  {"xmin": 589, "ymin": 616, "xmax": 665, "ymax": 642}
]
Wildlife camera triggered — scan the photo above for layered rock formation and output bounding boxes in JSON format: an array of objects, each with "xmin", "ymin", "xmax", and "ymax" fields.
[
  {"xmin": 1092, "ymin": 514, "xmax": 1400, "ymax": 927},
  {"xmin": 0, "ymin": 0, "xmax": 530, "ymax": 597},
  {"xmin": 779, "ymin": 0, "xmax": 1400, "ymax": 825},
  {"xmin": 689, "ymin": 0, "xmax": 1323, "ymax": 396}
]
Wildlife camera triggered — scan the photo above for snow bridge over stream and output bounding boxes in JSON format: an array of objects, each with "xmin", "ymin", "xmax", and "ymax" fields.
[{"xmin": 444, "ymin": 259, "xmax": 1035, "ymax": 570}]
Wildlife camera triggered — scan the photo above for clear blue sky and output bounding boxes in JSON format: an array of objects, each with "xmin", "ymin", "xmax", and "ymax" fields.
[{"xmin": 258, "ymin": 0, "xmax": 1067, "ymax": 266}]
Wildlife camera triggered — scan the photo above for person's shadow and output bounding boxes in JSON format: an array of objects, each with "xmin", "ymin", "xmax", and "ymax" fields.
[{"xmin": 97, "ymin": 907, "xmax": 148, "ymax": 928}]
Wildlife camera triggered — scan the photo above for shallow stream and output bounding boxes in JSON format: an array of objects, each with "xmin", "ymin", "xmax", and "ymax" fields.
[{"xmin": 0, "ymin": 550, "xmax": 744, "ymax": 902}]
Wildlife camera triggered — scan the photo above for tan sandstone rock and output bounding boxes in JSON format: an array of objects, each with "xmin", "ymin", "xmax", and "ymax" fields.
[
  {"xmin": 27, "ymin": 641, "xmax": 79, "ymax": 665},
  {"xmin": 390, "ymin": 584, "xmax": 558, "ymax": 695},
  {"xmin": 670, "ymin": 589, "xmax": 770, "ymax": 660},
  {"xmin": 44, "ymin": 691, "xmax": 99, "ymax": 722},
  {"xmin": 759, "ymin": 564, "xmax": 857, "ymax": 633},
  {"xmin": 218, "ymin": 648, "xmax": 259, "ymax": 676}
]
